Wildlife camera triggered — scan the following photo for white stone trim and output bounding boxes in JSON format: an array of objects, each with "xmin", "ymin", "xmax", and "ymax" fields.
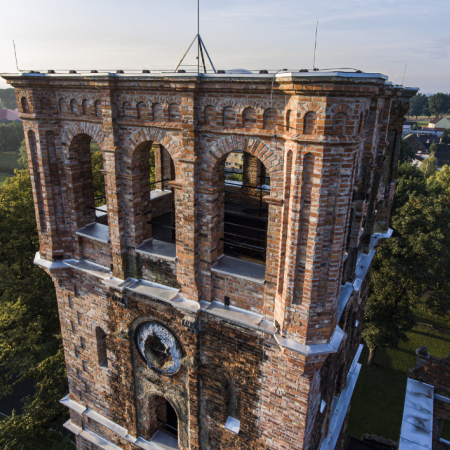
[{"xmin": 320, "ymin": 344, "xmax": 363, "ymax": 450}]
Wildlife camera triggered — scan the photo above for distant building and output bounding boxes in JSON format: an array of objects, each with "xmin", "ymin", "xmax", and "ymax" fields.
[
  {"xmin": 0, "ymin": 109, "xmax": 21, "ymax": 124},
  {"xmin": 432, "ymin": 144, "xmax": 450, "ymax": 166},
  {"xmin": 428, "ymin": 117, "xmax": 450, "ymax": 129}
]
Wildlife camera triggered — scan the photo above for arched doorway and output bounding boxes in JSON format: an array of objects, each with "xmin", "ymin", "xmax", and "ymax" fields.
[{"xmin": 148, "ymin": 395, "xmax": 179, "ymax": 448}]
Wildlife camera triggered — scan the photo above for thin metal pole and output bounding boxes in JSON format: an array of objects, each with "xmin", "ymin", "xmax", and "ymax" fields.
[
  {"xmin": 174, "ymin": 34, "xmax": 197, "ymax": 72},
  {"xmin": 402, "ymin": 64, "xmax": 407, "ymax": 86},
  {"xmin": 313, "ymin": 21, "xmax": 318, "ymax": 70},
  {"xmin": 199, "ymin": 36, "xmax": 216, "ymax": 73},
  {"xmin": 13, "ymin": 40, "xmax": 20, "ymax": 72},
  {"xmin": 197, "ymin": 0, "xmax": 200, "ymax": 73}
]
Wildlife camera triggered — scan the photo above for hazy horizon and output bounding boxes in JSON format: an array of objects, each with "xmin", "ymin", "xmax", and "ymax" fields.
[{"xmin": 1, "ymin": 0, "xmax": 449, "ymax": 93}]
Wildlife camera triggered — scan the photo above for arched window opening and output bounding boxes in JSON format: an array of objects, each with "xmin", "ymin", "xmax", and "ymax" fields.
[
  {"xmin": 148, "ymin": 395, "xmax": 178, "ymax": 445},
  {"xmin": 81, "ymin": 99, "xmax": 88, "ymax": 115},
  {"xmin": 358, "ymin": 112, "xmax": 364, "ymax": 133},
  {"xmin": 67, "ymin": 135, "xmax": 107, "ymax": 235},
  {"xmin": 223, "ymin": 107, "xmax": 237, "ymax": 127},
  {"xmin": 169, "ymin": 104, "xmax": 181, "ymax": 123},
  {"xmin": 153, "ymin": 103, "xmax": 164, "ymax": 122},
  {"xmin": 286, "ymin": 110, "xmax": 291, "ymax": 131},
  {"xmin": 40, "ymin": 97, "xmax": 52, "ymax": 115},
  {"xmin": 304, "ymin": 111, "xmax": 317, "ymax": 135},
  {"xmin": 243, "ymin": 107, "xmax": 257, "ymax": 128},
  {"xmin": 123, "ymin": 101, "xmax": 131, "ymax": 118},
  {"xmin": 263, "ymin": 109, "xmax": 277, "ymax": 130},
  {"xmin": 21, "ymin": 97, "xmax": 30, "ymax": 113},
  {"xmin": 70, "ymin": 99, "xmax": 78, "ymax": 115},
  {"xmin": 220, "ymin": 152, "xmax": 270, "ymax": 265},
  {"xmin": 137, "ymin": 102, "xmax": 147, "ymax": 120},
  {"xmin": 94, "ymin": 100, "xmax": 102, "ymax": 117},
  {"xmin": 333, "ymin": 113, "xmax": 347, "ymax": 135},
  {"xmin": 95, "ymin": 327, "xmax": 108, "ymax": 368},
  {"xmin": 59, "ymin": 98, "xmax": 65, "ymax": 114},
  {"xmin": 204, "ymin": 105, "xmax": 215, "ymax": 125},
  {"xmin": 225, "ymin": 379, "xmax": 241, "ymax": 434},
  {"xmin": 132, "ymin": 142, "xmax": 177, "ymax": 254}
]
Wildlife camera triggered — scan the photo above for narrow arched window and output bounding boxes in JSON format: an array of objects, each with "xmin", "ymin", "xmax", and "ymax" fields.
[
  {"xmin": 82, "ymin": 99, "xmax": 88, "ymax": 115},
  {"xmin": 304, "ymin": 112, "xmax": 317, "ymax": 135},
  {"xmin": 263, "ymin": 109, "xmax": 277, "ymax": 130},
  {"xmin": 96, "ymin": 327, "xmax": 108, "ymax": 368},
  {"xmin": 40, "ymin": 97, "xmax": 51, "ymax": 115},
  {"xmin": 169, "ymin": 104, "xmax": 181, "ymax": 123},
  {"xmin": 21, "ymin": 97, "xmax": 30, "ymax": 113},
  {"xmin": 137, "ymin": 102, "xmax": 147, "ymax": 120},
  {"xmin": 223, "ymin": 107, "xmax": 237, "ymax": 127},
  {"xmin": 153, "ymin": 103, "xmax": 164, "ymax": 122},
  {"xmin": 333, "ymin": 113, "xmax": 347, "ymax": 135},
  {"xmin": 286, "ymin": 110, "xmax": 291, "ymax": 131},
  {"xmin": 70, "ymin": 99, "xmax": 78, "ymax": 115},
  {"xmin": 123, "ymin": 101, "xmax": 130, "ymax": 118},
  {"xmin": 59, "ymin": 98, "xmax": 65, "ymax": 114},
  {"xmin": 243, "ymin": 107, "xmax": 257, "ymax": 128},
  {"xmin": 204, "ymin": 105, "xmax": 215, "ymax": 125},
  {"xmin": 94, "ymin": 100, "xmax": 102, "ymax": 117},
  {"xmin": 358, "ymin": 112, "xmax": 364, "ymax": 133}
]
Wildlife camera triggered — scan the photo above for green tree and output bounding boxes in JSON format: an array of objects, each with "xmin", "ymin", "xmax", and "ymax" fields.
[
  {"xmin": 18, "ymin": 140, "xmax": 28, "ymax": 169},
  {"xmin": 0, "ymin": 170, "xmax": 71, "ymax": 449},
  {"xmin": 90, "ymin": 142, "xmax": 105, "ymax": 206},
  {"xmin": 0, "ymin": 89, "xmax": 18, "ymax": 110},
  {"xmin": 399, "ymin": 140, "xmax": 415, "ymax": 164},
  {"xmin": 428, "ymin": 93, "xmax": 450, "ymax": 117},
  {"xmin": 441, "ymin": 129, "xmax": 450, "ymax": 145},
  {"xmin": 408, "ymin": 93, "xmax": 429, "ymax": 118},
  {"xmin": 420, "ymin": 154, "xmax": 438, "ymax": 178},
  {"xmin": 0, "ymin": 122, "xmax": 24, "ymax": 152},
  {"xmin": 364, "ymin": 193, "xmax": 450, "ymax": 365}
]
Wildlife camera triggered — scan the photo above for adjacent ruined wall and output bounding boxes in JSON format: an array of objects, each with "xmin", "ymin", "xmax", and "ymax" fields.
[{"xmin": 3, "ymin": 71, "xmax": 416, "ymax": 450}]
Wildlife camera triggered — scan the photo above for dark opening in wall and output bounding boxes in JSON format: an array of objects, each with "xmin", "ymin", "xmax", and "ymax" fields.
[{"xmin": 221, "ymin": 152, "xmax": 270, "ymax": 264}]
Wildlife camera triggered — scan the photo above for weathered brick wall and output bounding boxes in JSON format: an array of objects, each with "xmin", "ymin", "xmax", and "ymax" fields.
[{"xmin": 4, "ymin": 71, "xmax": 416, "ymax": 450}]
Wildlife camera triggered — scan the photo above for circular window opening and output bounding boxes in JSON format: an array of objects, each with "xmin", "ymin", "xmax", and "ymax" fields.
[{"xmin": 135, "ymin": 322, "xmax": 182, "ymax": 375}]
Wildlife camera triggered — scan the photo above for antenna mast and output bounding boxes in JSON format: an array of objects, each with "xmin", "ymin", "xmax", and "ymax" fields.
[
  {"xmin": 402, "ymin": 64, "xmax": 407, "ymax": 86},
  {"xmin": 175, "ymin": 0, "xmax": 216, "ymax": 74},
  {"xmin": 313, "ymin": 21, "xmax": 318, "ymax": 71},
  {"xmin": 13, "ymin": 40, "xmax": 21, "ymax": 72}
]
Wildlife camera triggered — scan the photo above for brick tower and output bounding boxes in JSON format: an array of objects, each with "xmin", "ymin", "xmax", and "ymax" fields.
[{"xmin": 2, "ymin": 69, "xmax": 416, "ymax": 450}]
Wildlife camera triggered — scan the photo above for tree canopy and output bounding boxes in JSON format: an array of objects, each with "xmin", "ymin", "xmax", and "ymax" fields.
[
  {"xmin": 363, "ymin": 162, "xmax": 450, "ymax": 365},
  {"xmin": 428, "ymin": 93, "xmax": 450, "ymax": 117},
  {"xmin": 0, "ymin": 89, "xmax": 18, "ymax": 110},
  {"xmin": 0, "ymin": 122, "xmax": 24, "ymax": 152},
  {"xmin": 0, "ymin": 170, "xmax": 71, "ymax": 449},
  {"xmin": 408, "ymin": 93, "xmax": 429, "ymax": 118}
]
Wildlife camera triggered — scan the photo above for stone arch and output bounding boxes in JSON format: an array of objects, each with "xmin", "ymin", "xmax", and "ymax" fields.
[
  {"xmin": 61, "ymin": 122, "xmax": 105, "ymax": 151},
  {"xmin": 216, "ymin": 98, "xmax": 240, "ymax": 113},
  {"xmin": 202, "ymin": 135, "xmax": 282, "ymax": 186},
  {"xmin": 149, "ymin": 95, "xmax": 169, "ymax": 107},
  {"xmin": 239, "ymin": 99, "xmax": 264, "ymax": 115},
  {"xmin": 122, "ymin": 128, "xmax": 182, "ymax": 167},
  {"xmin": 166, "ymin": 95, "xmax": 182, "ymax": 106},
  {"xmin": 90, "ymin": 319, "xmax": 110, "ymax": 334}
]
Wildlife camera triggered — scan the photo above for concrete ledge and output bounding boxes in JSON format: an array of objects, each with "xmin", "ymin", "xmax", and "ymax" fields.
[
  {"xmin": 136, "ymin": 239, "xmax": 176, "ymax": 261},
  {"xmin": 149, "ymin": 429, "xmax": 178, "ymax": 449},
  {"xmin": 435, "ymin": 394, "xmax": 450, "ymax": 405},
  {"xmin": 150, "ymin": 189, "xmax": 172, "ymax": 200},
  {"xmin": 337, "ymin": 283, "xmax": 354, "ymax": 322},
  {"xmin": 274, "ymin": 326, "xmax": 345, "ymax": 357},
  {"xmin": 124, "ymin": 278, "xmax": 180, "ymax": 302},
  {"xmin": 353, "ymin": 250, "xmax": 376, "ymax": 292},
  {"xmin": 63, "ymin": 259, "xmax": 112, "ymax": 279},
  {"xmin": 76, "ymin": 223, "xmax": 109, "ymax": 244},
  {"xmin": 33, "ymin": 252, "xmax": 67, "ymax": 270},
  {"xmin": 320, "ymin": 345, "xmax": 363, "ymax": 450},
  {"xmin": 211, "ymin": 255, "xmax": 265, "ymax": 284},
  {"xmin": 63, "ymin": 419, "xmax": 123, "ymax": 450}
]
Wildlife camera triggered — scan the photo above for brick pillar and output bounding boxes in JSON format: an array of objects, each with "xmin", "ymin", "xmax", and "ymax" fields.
[{"xmin": 101, "ymin": 88, "xmax": 128, "ymax": 279}]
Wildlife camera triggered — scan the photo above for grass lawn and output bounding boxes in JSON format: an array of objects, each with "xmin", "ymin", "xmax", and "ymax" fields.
[
  {"xmin": 0, "ymin": 152, "xmax": 20, "ymax": 175},
  {"xmin": 347, "ymin": 313, "xmax": 450, "ymax": 441},
  {"xmin": 0, "ymin": 173, "xmax": 12, "ymax": 186}
]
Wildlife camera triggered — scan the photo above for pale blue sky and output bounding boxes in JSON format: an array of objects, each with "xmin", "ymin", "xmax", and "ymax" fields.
[{"xmin": 1, "ymin": 0, "xmax": 449, "ymax": 92}]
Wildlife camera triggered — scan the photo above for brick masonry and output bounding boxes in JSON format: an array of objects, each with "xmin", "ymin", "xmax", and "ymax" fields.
[{"xmin": 2, "ymin": 70, "xmax": 416, "ymax": 450}]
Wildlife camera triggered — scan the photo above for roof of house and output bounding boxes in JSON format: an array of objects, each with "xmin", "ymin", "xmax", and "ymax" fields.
[
  {"xmin": 429, "ymin": 116, "xmax": 450, "ymax": 124},
  {"xmin": 0, "ymin": 109, "xmax": 21, "ymax": 122},
  {"xmin": 431, "ymin": 144, "xmax": 450, "ymax": 163},
  {"xmin": 418, "ymin": 134, "xmax": 440, "ymax": 147}
]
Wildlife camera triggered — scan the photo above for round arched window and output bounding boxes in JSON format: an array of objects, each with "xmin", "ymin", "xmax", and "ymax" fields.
[{"xmin": 135, "ymin": 322, "xmax": 182, "ymax": 375}]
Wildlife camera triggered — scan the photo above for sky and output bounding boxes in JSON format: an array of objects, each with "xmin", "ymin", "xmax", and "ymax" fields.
[{"xmin": 0, "ymin": 0, "xmax": 449, "ymax": 93}]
